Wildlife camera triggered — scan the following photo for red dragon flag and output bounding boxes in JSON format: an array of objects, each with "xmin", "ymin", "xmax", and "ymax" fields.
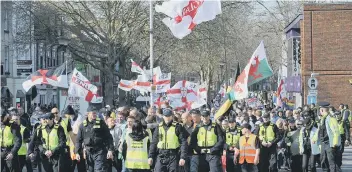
[
  {"xmin": 22, "ymin": 62, "xmax": 68, "ymax": 92},
  {"xmin": 247, "ymin": 41, "xmax": 274, "ymax": 86},
  {"xmin": 68, "ymin": 68, "xmax": 103, "ymax": 103},
  {"xmin": 155, "ymin": 0, "xmax": 222, "ymax": 39}
]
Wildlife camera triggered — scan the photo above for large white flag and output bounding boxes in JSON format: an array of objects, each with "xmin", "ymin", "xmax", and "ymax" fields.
[
  {"xmin": 155, "ymin": 73, "xmax": 171, "ymax": 93},
  {"xmin": 155, "ymin": 0, "xmax": 222, "ymax": 39},
  {"xmin": 68, "ymin": 68, "xmax": 103, "ymax": 103}
]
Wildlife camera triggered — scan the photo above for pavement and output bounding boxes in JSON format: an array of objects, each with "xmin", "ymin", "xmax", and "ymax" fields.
[{"xmin": 24, "ymin": 146, "xmax": 352, "ymax": 171}]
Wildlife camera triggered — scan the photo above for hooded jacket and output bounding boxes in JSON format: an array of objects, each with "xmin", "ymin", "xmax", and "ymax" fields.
[{"xmin": 122, "ymin": 130, "xmax": 150, "ymax": 159}]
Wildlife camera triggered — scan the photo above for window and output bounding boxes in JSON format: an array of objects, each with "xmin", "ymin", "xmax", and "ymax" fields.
[
  {"xmin": 4, "ymin": 46, "xmax": 9, "ymax": 73},
  {"xmin": 40, "ymin": 95, "xmax": 45, "ymax": 105},
  {"xmin": 40, "ymin": 56, "xmax": 43, "ymax": 69},
  {"xmin": 1, "ymin": 65, "xmax": 3, "ymax": 75},
  {"xmin": 52, "ymin": 95, "xmax": 57, "ymax": 105},
  {"xmin": 4, "ymin": 10, "xmax": 9, "ymax": 31}
]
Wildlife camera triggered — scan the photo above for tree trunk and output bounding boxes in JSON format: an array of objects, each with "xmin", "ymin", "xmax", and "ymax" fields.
[
  {"xmin": 104, "ymin": 71, "xmax": 114, "ymax": 106},
  {"xmin": 118, "ymin": 64, "xmax": 127, "ymax": 105}
]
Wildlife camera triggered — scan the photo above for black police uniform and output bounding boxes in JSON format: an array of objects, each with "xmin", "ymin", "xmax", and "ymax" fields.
[
  {"xmin": 190, "ymin": 113, "xmax": 224, "ymax": 172},
  {"xmin": 28, "ymin": 122, "xmax": 45, "ymax": 172},
  {"xmin": 301, "ymin": 119, "xmax": 318, "ymax": 172},
  {"xmin": 1, "ymin": 119, "xmax": 22, "ymax": 172},
  {"xmin": 149, "ymin": 110, "xmax": 188, "ymax": 172},
  {"xmin": 318, "ymin": 102, "xmax": 340, "ymax": 172},
  {"xmin": 75, "ymin": 109, "xmax": 114, "ymax": 172},
  {"xmin": 32, "ymin": 120, "xmax": 66, "ymax": 172}
]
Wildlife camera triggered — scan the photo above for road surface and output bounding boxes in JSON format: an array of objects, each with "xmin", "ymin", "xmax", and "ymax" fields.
[{"xmin": 25, "ymin": 146, "xmax": 352, "ymax": 171}]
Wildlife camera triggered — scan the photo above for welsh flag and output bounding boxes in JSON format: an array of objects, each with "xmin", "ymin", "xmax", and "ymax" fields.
[
  {"xmin": 155, "ymin": 0, "xmax": 222, "ymax": 39},
  {"xmin": 233, "ymin": 41, "xmax": 273, "ymax": 100},
  {"xmin": 247, "ymin": 41, "xmax": 273, "ymax": 86}
]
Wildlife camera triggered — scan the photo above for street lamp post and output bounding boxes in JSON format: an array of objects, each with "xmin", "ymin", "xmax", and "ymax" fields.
[{"xmin": 57, "ymin": 36, "xmax": 70, "ymax": 110}]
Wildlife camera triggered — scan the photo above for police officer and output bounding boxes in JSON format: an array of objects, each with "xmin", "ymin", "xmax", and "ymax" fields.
[
  {"xmin": 318, "ymin": 102, "xmax": 341, "ymax": 172},
  {"xmin": 52, "ymin": 107, "xmax": 73, "ymax": 170},
  {"xmin": 335, "ymin": 111, "xmax": 350, "ymax": 169},
  {"xmin": 258, "ymin": 113, "xmax": 281, "ymax": 172},
  {"xmin": 12, "ymin": 114, "xmax": 33, "ymax": 172},
  {"xmin": 32, "ymin": 113, "xmax": 66, "ymax": 172},
  {"xmin": 224, "ymin": 117, "xmax": 242, "ymax": 172},
  {"xmin": 28, "ymin": 113, "xmax": 46, "ymax": 172},
  {"xmin": 285, "ymin": 118, "xmax": 302, "ymax": 172},
  {"xmin": 0, "ymin": 109, "xmax": 22, "ymax": 172},
  {"xmin": 190, "ymin": 110, "xmax": 224, "ymax": 172},
  {"xmin": 299, "ymin": 110, "xmax": 320, "ymax": 172},
  {"xmin": 75, "ymin": 105, "xmax": 114, "ymax": 172},
  {"xmin": 148, "ymin": 108, "xmax": 188, "ymax": 172}
]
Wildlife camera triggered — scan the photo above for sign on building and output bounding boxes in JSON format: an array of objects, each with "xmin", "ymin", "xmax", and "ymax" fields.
[{"xmin": 308, "ymin": 77, "xmax": 318, "ymax": 90}]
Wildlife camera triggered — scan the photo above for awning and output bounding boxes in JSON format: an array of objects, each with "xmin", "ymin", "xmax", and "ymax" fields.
[
  {"xmin": 1, "ymin": 87, "xmax": 13, "ymax": 98},
  {"xmin": 16, "ymin": 90, "xmax": 25, "ymax": 98}
]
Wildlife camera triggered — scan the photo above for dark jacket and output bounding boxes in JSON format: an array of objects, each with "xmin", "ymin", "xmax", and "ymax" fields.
[
  {"xmin": 149, "ymin": 120, "xmax": 188, "ymax": 160},
  {"xmin": 122, "ymin": 131, "xmax": 150, "ymax": 159},
  {"xmin": 190, "ymin": 120, "xmax": 225, "ymax": 156},
  {"xmin": 75, "ymin": 118, "xmax": 113, "ymax": 154}
]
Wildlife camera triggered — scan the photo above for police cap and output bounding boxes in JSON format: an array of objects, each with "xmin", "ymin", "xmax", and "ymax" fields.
[
  {"xmin": 162, "ymin": 108, "xmax": 173, "ymax": 117},
  {"xmin": 201, "ymin": 110, "xmax": 210, "ymax": 117},
  {"xmin": 190, "ymin": 109, "xmax": 201, "ymax": 115},
  {"xmin": 262, "ymin": 113, "xmax": 270, "ymax": 119},
  {"xmin": 288, "ymin": 117, "xmax": 295, "ymax": 124},
  {"xmin": 42, "ymin": 113, "xmax": 55, "ymax": 120},
  {"xmin": 63, "ymin": 105, "xmax": 75, "ymax": 115},
  {"xmin": 87, "ymin": 105, "xmax": 98, "ymax": 112},
  {"xmin": 318, "ymin": 101, "xmax": 330, "ymax": 108}
]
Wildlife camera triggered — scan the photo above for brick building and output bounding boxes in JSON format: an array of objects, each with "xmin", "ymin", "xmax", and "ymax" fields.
[{"xmin": 301, "ymin": 4, "xmax": 352, "ymax": 107}]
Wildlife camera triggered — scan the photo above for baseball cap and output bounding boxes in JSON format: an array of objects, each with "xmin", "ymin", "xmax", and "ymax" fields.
[{"xmin": 162, "ymin": 108, "xmax": 173, "ymax": 117}]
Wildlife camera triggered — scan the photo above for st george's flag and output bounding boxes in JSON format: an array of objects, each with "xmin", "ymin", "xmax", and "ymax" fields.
[
  {"xmin": 22, "ymin": 62, "xmax": 68, "ymax": 92},
  {"xmin": 155, "ymin": 0, "xmax": 222, "ymax": 39},
  {"xmin": 68, "ymin": 68, "xmax": 103, "ymax": 103}
]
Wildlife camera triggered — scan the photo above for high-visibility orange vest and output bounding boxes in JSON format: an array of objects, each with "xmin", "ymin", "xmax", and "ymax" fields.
[{"xmin": 239, "ymin": 134, "xmax": 257, "ymax": 164}]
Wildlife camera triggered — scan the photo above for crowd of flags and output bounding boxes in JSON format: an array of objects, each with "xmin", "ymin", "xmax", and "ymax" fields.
[{"xmin": 20, "ymin": 0, "xmax": 283, "ymax": 119}]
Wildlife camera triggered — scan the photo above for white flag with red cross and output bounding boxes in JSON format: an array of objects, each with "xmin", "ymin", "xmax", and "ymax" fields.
[
  {"xmin": 154, "ymin": 73, "xmax": 171, "ymax": 93},
  {"xmin": 155, "ymin": 0, "xmax": 222, "ymax": 39},
  {"xmin": 118, "ymin": 79, "xmax": 136, "ymax": 92},
  {"xmin": 135, "ymin": 75, "xmax": 152, "ymax": 94},
  {"xmin": 143, "ymin": 66, "xmax": 162, "ymax": 81},
  {"xmin": 167, "ymin": 80, "xmax": 198, "ymax": 105},
  {"xmin": 68, "ymin": 68, "xmax": 103, "ymax": 103}
]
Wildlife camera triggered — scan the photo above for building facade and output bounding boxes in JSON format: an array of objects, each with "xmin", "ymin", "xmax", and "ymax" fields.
[{"xmin": 301, "ymin": 4, "xmax": 352, "ymax": 107}]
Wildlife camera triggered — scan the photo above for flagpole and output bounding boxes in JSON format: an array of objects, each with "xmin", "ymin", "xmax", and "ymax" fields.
[{"xmin": 149, "ymin": 0, "xmax": 154, "ymax": 106}]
